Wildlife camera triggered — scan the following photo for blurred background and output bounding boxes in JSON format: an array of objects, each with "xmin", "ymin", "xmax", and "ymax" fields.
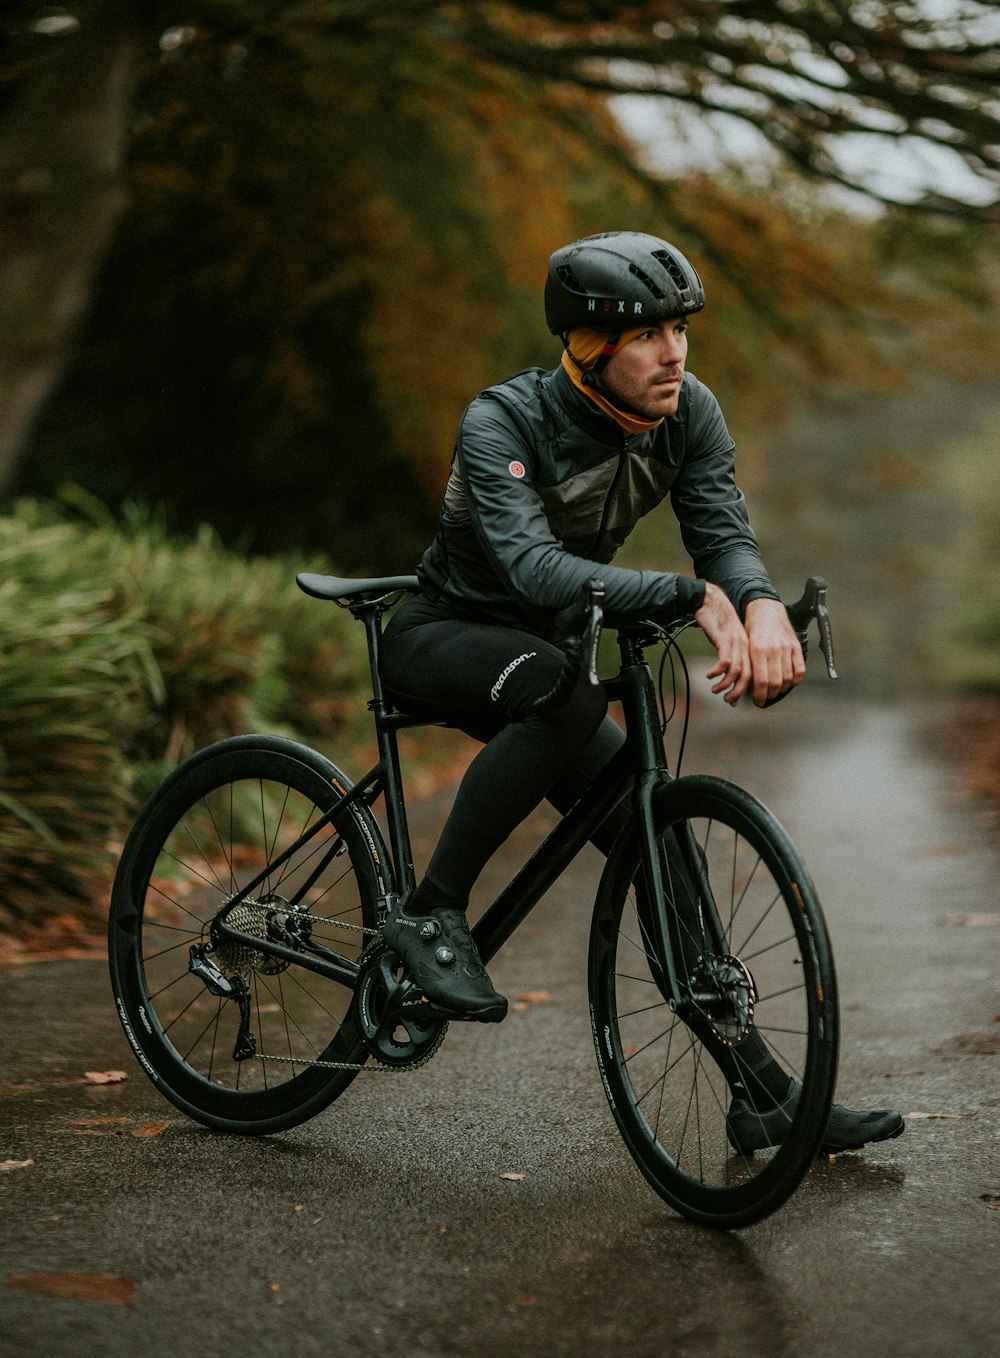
[{"xmin": 1, "ymin": 0, "xmax": 998, "ymax": 948}]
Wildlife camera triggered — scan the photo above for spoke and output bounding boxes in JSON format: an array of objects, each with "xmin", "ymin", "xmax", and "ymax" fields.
[
  {"xmin": 254, "ymin": 970, "xmax": 330, "ymax": 1058},
  {"xmin": 174, "ymin": 817, "xmax": 231, "ymax": 895},
  {"xmin": 142, "ymin": 934, "xmax": 203, "ymax": 965},
  {"xmin": 730, "ymin": 849, "xmax": 764, "ymax": 930},
  {"xmin": 623, "ymin": 1016, "xmax": 685, "ymax": 1064},
  {"xmin": 741, "ymin": 932, "xmax": 797, "ymax": 964},
  {"xmin": 203, "ymin": 793, "xmax": 237, "ymax": 894},
  {"xmin": 734, "ymin": 887, "xmax": 784, "ymax": 957},
  {"xmin": 634, "ymin": 1029, "xmax": 699, "ymax": 1106},
  {"xmin": 157, "ymin": 846, "xmax": 227, "ymax": 899},
  {"xmin": 755, "ymin": 980, "xmax": 807, "ymax": 1004},
  {"xmin": 147, "ymin": 968, "xmax": 197, "ymax": 1004},
  {"xmin": 207, "ymin": 1002, "xmax": 223, "ymax": 1082},
  {"xmin": 276, "ymin": 963, "xmax": 351, "ymax": 1027},
  {"xmin": 617, "ymin": 997, "xmax": 674, "ymax": 1020}
]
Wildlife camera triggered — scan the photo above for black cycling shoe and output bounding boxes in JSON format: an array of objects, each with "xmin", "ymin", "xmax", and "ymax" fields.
[
  {"xmin": 727, "ymin": 1081, "xmax": 905, "ymax": 1155},
  {"xmin": 382, "ymin": 905, "xmax": 507, "ymax": 1023}
]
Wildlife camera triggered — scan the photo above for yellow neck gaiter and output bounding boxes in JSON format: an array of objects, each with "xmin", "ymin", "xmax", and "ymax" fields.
[{"xmin": 560, "ymin": 325, "xmax": 664, "ymax": 437}]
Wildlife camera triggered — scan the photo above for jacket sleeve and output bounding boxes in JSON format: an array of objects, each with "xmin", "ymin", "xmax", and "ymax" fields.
[
  {"xmin": 456, "ymin": 397, "xmax": 704, "ymax": 622},
  {"xmin": 669, "ymin": 377, "xmax": 781, "ymax": 617}
]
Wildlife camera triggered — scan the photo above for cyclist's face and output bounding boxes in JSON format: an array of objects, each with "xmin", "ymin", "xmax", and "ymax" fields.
[{"xmin": 597, "ymin": 319, "xmax": 689, "ymax": 418}]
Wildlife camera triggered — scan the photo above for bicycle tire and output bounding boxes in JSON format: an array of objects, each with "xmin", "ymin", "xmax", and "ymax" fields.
[
  {"xmin": 109, "ymin": 735, "xmax": 389, "ymax": 1134},
  {"xmin": 589, "ymin": 774, "xmax": 838, "ymax": 1229}
]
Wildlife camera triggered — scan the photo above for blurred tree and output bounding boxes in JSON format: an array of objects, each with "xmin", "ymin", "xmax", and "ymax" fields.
[{"xmin": 2, "ymin": 1, "xmax": 997, "ymax": 559}]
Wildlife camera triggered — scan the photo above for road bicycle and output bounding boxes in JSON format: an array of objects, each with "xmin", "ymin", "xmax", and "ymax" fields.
[{"xmin": 109, "ymin": 572, "xmax": 840, "ymax": 1229}]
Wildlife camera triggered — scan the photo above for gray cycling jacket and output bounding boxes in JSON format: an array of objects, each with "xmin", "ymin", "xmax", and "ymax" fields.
[{"xmin": 417, "ymin": 363, "xmax": 779, "ymax": 635}]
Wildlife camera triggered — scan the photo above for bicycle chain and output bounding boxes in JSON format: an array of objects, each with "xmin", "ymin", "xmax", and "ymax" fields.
[{"xmin": 219, "ymin": 901, "xmax": 444, "ymax": 1073}]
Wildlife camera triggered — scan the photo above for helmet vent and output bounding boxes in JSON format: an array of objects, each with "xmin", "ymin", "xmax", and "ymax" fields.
[
  {"xmin": 556, "ymin": 263, "xmax": 585, "ymax": 294},
  {"xmin": 652, "ymin": 250, "xmax": 694, "ymax": 298},
  {"xmin": 628, "ymin": 262, "xmax": 666, "ymax": 301}
]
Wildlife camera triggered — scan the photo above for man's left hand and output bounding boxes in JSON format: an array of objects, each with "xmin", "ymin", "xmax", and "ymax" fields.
[{"xmin": 744, "ymin": 598, "xmax": 806, "ymax": 708}]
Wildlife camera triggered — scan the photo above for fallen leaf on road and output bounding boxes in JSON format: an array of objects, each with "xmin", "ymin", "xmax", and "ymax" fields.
[
  {"xmin": 499, "ymin": 1171, "xmax": 526, "ymax": 1181},
  {"xmin": 0, "ymin": 1159, "xmax": 34, "ymax": 1173},
  {"xmin": 5, "ymin": 1273, "xmax": 136, "ymax": 1307},
  {"xmin": 933, "ymin": 1032, "xmax": 1000, "ymax": 1055},
  {"xmin": 131, "ymin": 1122, "xmax": 168, "ymax": 1138},
  {"xmin": 516, "ymin": 1293, "xmax": 536, "ymax": 1306},
  {"xmin": 514, "ymin": 991, "xmax": 551, "ymax": 1004},
  {"xmin": 83, "ymin": 1070, "xmax": 129, "ymax": 1085},
  {"xmin": 61, "ymin": 1117, "xmax": 132, "ymax": 1135}
]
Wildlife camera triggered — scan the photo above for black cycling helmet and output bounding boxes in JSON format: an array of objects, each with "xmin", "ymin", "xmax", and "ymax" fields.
[{"xmin": 545, "ymin": 231, "xmax": 705, "ymax": 335}]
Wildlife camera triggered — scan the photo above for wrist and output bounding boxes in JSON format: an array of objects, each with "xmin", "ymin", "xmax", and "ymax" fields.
[{"xmin": 743, "ymin": 595, "xmax": 784, "ymax": 622}]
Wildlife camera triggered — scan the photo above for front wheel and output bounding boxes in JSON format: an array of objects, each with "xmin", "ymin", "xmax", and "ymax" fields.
[
  {"xmin": 589, "ymin": 775, "xmax": 838, "ymax": 1229},
  {"xmin": 109, "ymin": 736, "xmax": 389, "ymax": 1134}
]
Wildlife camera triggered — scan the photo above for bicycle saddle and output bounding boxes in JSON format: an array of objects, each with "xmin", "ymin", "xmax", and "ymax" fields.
[{"xmin": 296, "ymin": 572, "xmax": 419, "ymax": 602}]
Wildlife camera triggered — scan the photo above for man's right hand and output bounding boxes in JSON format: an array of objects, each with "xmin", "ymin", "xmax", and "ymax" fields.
[{"xmin": 694, "ymin": 582, "xmax": 752, "ymax": 706}]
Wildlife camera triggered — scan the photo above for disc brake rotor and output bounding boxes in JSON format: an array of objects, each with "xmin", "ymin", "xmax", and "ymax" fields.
[{"xmin": 690, "ymin": 953, "xmax": 757, "ymax": 1046}]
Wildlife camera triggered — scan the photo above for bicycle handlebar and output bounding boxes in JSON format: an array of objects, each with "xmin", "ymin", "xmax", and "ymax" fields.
[{"xmin": 528, "ymin": 574, "xmax": 838, "ymax": 717}]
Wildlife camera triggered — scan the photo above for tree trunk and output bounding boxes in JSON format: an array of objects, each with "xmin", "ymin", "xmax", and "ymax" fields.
[{"xmin": 0, "ymin": 3, "xmax": 153, "ymax": 491}]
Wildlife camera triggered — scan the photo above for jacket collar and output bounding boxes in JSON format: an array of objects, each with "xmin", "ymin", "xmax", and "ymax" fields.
[{"xmin": 548, "ymin": 363, "xmax": 686, "ymax": 447}]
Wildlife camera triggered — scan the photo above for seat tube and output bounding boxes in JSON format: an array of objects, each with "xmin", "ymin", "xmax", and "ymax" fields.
[{"xmin": 362, "ymin": 608, "xmax": 416, "ymax": 896}]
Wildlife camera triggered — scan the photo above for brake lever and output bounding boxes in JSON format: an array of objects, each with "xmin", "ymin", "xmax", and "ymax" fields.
[
  {"xmin": 583, "ymin": 578, "xmax": 605, "ymax": 686},
  {"xmin": 786, "ymin": 575, "xmax": 838, "ymax": 680},
  {"xmin": 762, "ymin": 576, "xmax": 838, "ymax": 707}
]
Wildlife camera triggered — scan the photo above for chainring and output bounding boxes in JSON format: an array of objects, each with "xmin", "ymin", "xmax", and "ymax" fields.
[{"xmin": 354, "ymin": 943, "xmax": 448, "ymax": 1068}]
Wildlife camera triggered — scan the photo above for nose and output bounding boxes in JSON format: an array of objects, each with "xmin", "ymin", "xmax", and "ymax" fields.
[{"xmin": 658, "ymin": 329, "xmax": 686, "ymax": 365}]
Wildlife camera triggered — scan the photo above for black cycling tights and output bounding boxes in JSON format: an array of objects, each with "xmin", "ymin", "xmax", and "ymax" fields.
[
  {"xmin": 380, "ymin": 595, "xmax": 788, "ymax": 1104},
  {"xmin": 380, "ymin": 595, "xmax": 627, "ymax": 901}
]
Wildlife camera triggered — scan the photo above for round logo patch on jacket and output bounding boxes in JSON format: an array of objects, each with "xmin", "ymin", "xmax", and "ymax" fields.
[{"xmin": 508, "ymin": 460, "xmax": 526, "ymax": 479}]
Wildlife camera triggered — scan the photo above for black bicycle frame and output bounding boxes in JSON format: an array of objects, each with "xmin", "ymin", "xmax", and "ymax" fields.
[{"xmin": 213, "ymin": 603, "xmax": 689, "ymax": 1006}]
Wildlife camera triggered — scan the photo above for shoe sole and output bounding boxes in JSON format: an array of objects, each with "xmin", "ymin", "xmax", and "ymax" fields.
[
  {"xmin": 820, "ymin": 1118, "xmax": 905, "ymax": 1155},
  {"xmin": 731, "ymin": 1115, "xmax": 906, "ymax": 1157},
  {"xmin": 422, "ymin": 997, "xmax": 508, "ymax": 1024}
]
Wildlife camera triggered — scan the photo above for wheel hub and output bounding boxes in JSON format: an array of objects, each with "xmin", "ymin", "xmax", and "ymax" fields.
[{"xmin": 688, "ymin": 953, "xmax": 757, "ymax": 1045}]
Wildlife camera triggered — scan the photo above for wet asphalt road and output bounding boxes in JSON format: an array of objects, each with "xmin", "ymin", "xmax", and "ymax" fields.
[{"xmin": 1, "ymin": 691, "xmax": 997, "ymax": 1357}]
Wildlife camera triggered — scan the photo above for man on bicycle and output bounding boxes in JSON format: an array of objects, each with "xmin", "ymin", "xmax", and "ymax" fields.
[{"xmin": 380, "ymin": 230, "xmax": 903, "ymax": 1154}]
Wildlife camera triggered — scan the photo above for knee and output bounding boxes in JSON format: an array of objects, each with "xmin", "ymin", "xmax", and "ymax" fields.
[{"xmin": 540, "ymin": 673, "xmax": 609, "ymax": 750}]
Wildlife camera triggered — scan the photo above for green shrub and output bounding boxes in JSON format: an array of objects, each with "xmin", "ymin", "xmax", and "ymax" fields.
[{"xmin": 0, "ymin": 499, "xmax": 368, "ymax": 936}]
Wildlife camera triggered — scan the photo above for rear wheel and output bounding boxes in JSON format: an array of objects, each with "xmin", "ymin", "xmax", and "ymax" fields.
[
  {"xmin": 589, "ymin": 775, "xmax": 838, "ymax": 1228},
  {"xmin": 109, "ymin": 736, "xmax": 387, "ymax": 1133}
]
